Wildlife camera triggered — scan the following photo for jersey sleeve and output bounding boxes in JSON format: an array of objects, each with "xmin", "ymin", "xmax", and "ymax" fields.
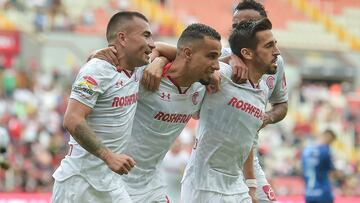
[
  {"xmin": 70, "ymin": 59, "xmax": 117, "ymax": 108},
  {"xmin": 219, "ymin": 61, "xmax": 232, "ymax": 78},
  {"xmin": 221, "ymin": 47, "xmax": 232, "ymax": 58},
  {"xmin": 268, "ymin": 56, "xmax": 289, "ymax": 104},
  {"xmin": 135, "ymin": 65, "xmax": 146, "ymax": 80}
]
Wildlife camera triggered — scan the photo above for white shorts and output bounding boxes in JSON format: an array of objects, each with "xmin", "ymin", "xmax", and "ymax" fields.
[
  {"xmin": 52, "ymin": 175, "xmax": 132, "ymax": 203},
  {"xmin": 181, "ymin": 179, "xmax": 251, "ymax": 203},
  {"xmin": 129, "ymin": 186, "xmax": 170, "ymax": 203}
]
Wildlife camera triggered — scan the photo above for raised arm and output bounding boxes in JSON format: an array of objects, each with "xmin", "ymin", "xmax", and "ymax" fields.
[
  {"xmin": 63, "ymin": 99, "xmax": 135, "ymax": 175},
  {"xmin": 220, "ymin": 54, "xmax": 248, "ymax": 84},
  {"xmin": 141, "ymin": 42, "xmax": 176, "ymax": 91},
  {"xmin": 87, "ymin": 46, "xmax": 119, "ymax": 67},
  {"xmin": 152, "ymin": 42, "xmax": 177, "ymax": 61},
  {"xmin": 141, "ymin": 56, "xmax": 169, "ymax": 91}
]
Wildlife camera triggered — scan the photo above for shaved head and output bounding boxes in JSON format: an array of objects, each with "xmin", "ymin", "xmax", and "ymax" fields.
[{"xmin": 106, "ymin": 11, "xmax": 149, "ymax": 43}]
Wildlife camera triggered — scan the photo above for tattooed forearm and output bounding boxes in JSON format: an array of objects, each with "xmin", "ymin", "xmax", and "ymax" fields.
[{"xmin": 72, "ymin": 120, "xmax": 110, "ymax": 160}]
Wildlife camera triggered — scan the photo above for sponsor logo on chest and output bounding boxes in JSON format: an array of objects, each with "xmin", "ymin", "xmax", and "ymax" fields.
[
  {"xmin": 111, "ymin": 92, "xmax": 139, "ymax": 107},
  {"xmin": 154, "ymin": 112, "xmax": 192, "ymax": 123},
  {"xmin": 228, "ymin": 97, "xmax": 264, "ymax": 119}
]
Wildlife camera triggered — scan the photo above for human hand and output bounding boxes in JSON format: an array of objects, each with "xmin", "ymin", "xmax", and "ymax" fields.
[
  {"xmin": 90, "ymin": 46, "xmax": 119, "ymax": 67},
  {"xmin": 206, "ymin": 71, "xmax": 221, "ymax": 93},
  {"xmin": 104, "ymin": 152, "xmax": 135, "ymax": 175},
  {"xmin": 230, "ymin": 55, "xmax": 248, "ymax": 84},
  {"xmin": 141, "ymin": 57, "xmax": 168, "ymax": 91},
  {"xmin": 260, "ymin": 112, "xmax": 273, "ymax": 130},
  {"xmin": 248, "ymin": 187, "xmax": 258, "ymax": 203}
]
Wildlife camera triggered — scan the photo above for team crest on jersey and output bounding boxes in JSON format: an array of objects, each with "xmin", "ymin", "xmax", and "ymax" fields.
[
  {"xmin": 73, "ymin": 75, "xmax": 98, "ymax": 97},
  {"xmin": 192, "ymin": 91, "xmax": 200, "ymax": 105},
  {"xmin": 266, "ymin": 76, "xmax": 275, "ymax": 89},
  {"xmin": 262, "ymin": 185, "xmax": 277, "ymax": 201},
  {"xmin": 160, "ymin": 92, "xmax": 171, "ymax": 101}
]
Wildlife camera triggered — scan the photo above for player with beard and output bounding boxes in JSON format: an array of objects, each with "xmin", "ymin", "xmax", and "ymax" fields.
[{"xmin": 181, "ymin": 18, "xmax": 280, "ymax": 203}]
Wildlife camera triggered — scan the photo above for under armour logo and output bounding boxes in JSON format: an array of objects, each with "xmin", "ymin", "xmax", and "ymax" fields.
[
  {"xmin": 116, "ymin": 80, "xmax": 124, "ymax": 87},
  {"xmin": 160, "ymin": 92, "xmax": 171, "ymax": 101}
]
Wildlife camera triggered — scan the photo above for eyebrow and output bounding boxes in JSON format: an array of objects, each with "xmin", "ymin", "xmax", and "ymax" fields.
[
  {"xmin": 264, "ymin": 40, "xmax": 276, "ymax": 47},
  {"xmin": 208, "ymin": 51, "xmax": 220, "ymax": 57}
]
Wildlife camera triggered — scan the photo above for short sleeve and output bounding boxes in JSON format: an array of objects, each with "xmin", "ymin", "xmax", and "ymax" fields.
[
  {"xmin": 219, "ymin": 61, "xmax": 232, "ymax": 78},
  {"xmin": 268, "ymin": 56, "xmax": 289, "ymax": 104},
  {"xmin": 221, "ymin": 47, "xmax": 232, "ymax": 58},
  {"xmin": 70, "ymin": 59, "xmax": 117, "ymax": 108}
]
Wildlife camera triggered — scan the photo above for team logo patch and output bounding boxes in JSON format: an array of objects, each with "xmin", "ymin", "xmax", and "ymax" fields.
[
  {"xmin": 73, "ymin": 75, "xmax": 98, "ymax": 97},
  {"xmin": 160, "ymin": 92, "xmax": 171, "ymax": 101},
  {"xmin": 262, "ymin": 185, "xmax": 277, "ymax": 201},
  {"xmin": 266, "ymin": 76, "xmax": 275, "ymax": 89},
  {"xmin": 192, "ymin": 91, "xmax": 199, "ymax": 105}
]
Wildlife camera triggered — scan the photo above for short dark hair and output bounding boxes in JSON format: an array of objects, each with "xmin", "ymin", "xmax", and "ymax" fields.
[
  {"xmin": 229, "ymin": 18, "xmax": 272, "ymax": 58},
  {"xmin": 106, "ymin": 11, "xmax": 148, "ymax": 43},
  {"xmin": 235, "ymin": 0, "xmax": 267, "ymax": 18},
  {"xmin": 177, "ymin": 23, "xmax": 221, "ymax": 50},
  {"xmin": 324, "ymin": 129, "xmax": 337, "ymax": 140}
]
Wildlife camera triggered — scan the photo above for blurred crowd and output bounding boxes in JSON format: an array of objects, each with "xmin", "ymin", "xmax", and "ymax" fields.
[
  {"xmin": 0, "ymin": 0, "xmax": 180, "ymax": 36},
  {"xmin": 0, "ymin": 66, "xmax": 71, "ymax": 192},
  {"xmin": 256, "ymin": 82, "xmax": 360, "ymax": 196}
]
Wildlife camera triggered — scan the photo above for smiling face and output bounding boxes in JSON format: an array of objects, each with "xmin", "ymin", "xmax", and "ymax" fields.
[
  {"xmin": 123, "ymin": 17, "xmax": 155, "ymax": 68},
  {"xmin": 188, "ymin": 37, "xmax": 221, "ymax": 85},
  {"xmin": 252, "ymin": 30, "xmax": 280, "ymax": 75}
]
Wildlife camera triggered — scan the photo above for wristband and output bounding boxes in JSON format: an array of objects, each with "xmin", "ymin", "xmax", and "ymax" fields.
[{"xmin": 245, "ymin": 179, "xmax": 257, "ymax": 188}]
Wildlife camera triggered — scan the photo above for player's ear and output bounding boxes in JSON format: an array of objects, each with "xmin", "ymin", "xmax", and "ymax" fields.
[
  {"xmin": 116, "ymin": 32, "xmax": 127, "ymax": 46},
  {"xmin": 240, "ymin": 48, "xmax": 253, "ymax": 60},
  {"xmin": 184, "ymin": 47, "xmax": 192, "ymax": 61}
]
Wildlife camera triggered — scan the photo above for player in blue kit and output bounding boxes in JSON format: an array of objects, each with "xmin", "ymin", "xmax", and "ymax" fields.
[{"xmin": 301, "ymin": 129, "xmax": 337, "ymax": 203}]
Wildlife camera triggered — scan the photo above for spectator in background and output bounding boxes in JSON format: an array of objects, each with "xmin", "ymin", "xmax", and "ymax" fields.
[
  {"xmin": 0, "ymin": 126, "xmax": 10, "ymax": 170},
  {"xmin": 161, "ymin": 138, "xmax": 190, "ymax": 203},
  {"xmin": 301, "ymin": 129, "xmax": 337, "ymax": 203}
]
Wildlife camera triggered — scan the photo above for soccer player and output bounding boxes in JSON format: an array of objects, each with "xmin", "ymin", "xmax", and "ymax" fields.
[
  {"xmin": 52, "ymin": 11, "xmax": 155, "ymax": 203},
  {"xmin": 181, "ymin": 18, "xmax": 280, "ymax": 203},
  {"xmin": 143, "ymin": 2, "xmax": 288, "ymax": 200},
  {"xmin": 91, "ymin": 23, "xmax": 221, "ymax": 202},
  {"xmin": 123, "ymin": 23, "xmax": 221, "ymax": 203},
  {"xmin": 301, "ymin": 129, "xmax": 337, "ymax": 203},
  {"xmin": 223, "ymin": 1, "xmax": 289, "ymax": 202}
]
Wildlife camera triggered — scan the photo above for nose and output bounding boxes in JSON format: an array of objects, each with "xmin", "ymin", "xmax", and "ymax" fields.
[
  {"xmin": 213, "ymin": 61, "xmax": 220, "ymax": 71},
  {"xmin": 274, "ymin": 44, "xmax": 281, "ymax": 56},
  {"xmin": 148, "ymin": 38, "xmax": 155, "ymax": 50}
]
